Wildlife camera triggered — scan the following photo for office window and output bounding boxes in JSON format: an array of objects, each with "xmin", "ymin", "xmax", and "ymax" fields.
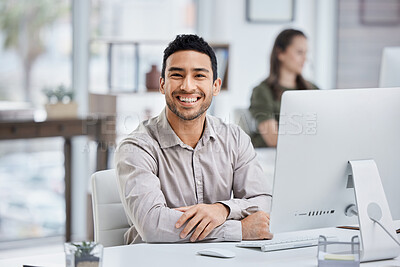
[
  {"xmin": 0, "ymin": 139, "xmax": 65, "ymax": 242},
  {"xmin": 0, "ymin": 0, "xmax": 71, "ymax": 244},
  {"xmin": 0, "ymin": 0, "xmax": 72, "ymax": 106}
]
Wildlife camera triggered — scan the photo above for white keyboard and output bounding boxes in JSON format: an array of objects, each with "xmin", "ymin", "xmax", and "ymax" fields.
[{"xmin": 236, "ymin": 235, "xmax": 337, "ymax": 252}]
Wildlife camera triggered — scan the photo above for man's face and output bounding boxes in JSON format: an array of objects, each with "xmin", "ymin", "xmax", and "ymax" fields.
[{"xmin": 160, "ymin": 50, "xmax": 221, "ymax": 121}]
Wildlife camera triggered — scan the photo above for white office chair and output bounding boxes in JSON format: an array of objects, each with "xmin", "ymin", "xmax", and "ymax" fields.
[{"xmin": 91, "ymin": 169, "xmax": 130, "ymax": 247}]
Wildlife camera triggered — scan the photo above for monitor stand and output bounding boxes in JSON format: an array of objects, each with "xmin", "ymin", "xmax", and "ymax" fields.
[{"xmin": 347, "ymin": 159, "xmax": 400, "ymax": 262}]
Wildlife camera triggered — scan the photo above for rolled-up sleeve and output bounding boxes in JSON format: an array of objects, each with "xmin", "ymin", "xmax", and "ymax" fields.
[{"xmin": 115, "ymin": 138, "xmax": 242, "ymax": 243}]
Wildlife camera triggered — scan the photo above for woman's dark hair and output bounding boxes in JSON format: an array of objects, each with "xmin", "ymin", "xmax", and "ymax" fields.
[
  {"xmin": 162, "ymin": 34, "xmax": 218, "ymax": 82},
  {"xmin": 267, "ymin": 29, "xmax": 312, "ymax": 100}
]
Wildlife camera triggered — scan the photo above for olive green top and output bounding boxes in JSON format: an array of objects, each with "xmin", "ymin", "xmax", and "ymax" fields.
[{"xmin": 249, "ymin": 79, "xmax": 318, "ymax": 148}]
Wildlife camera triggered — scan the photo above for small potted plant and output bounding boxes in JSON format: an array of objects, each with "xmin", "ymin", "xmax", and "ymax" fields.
[
  {"xmin": 65, "ymin": 241, "xmax": 103, "ymax": 267},
  {"xmin": 43, "ymin": 84, "xmax": 78, "ymax": 119}
]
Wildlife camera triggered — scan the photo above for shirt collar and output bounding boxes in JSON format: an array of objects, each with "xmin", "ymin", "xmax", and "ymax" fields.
[
  {"xmin": 156, "ymin": 108, "xmax": 183, "ymax": 149},
  {"xmin": 156, "ymin": 108, "xmax": 216, "ymax": 149},
  {"xmin": 201, "ymin": 116, "xmax": 216, "ymax": 145}
]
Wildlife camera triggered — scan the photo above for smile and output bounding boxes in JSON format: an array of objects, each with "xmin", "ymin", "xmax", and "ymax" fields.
[{"xmin": 178, "ymin": 96, "xmax": 200, "ymax": 103}]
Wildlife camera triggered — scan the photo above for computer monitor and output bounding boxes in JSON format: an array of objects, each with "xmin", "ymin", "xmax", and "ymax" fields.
[
  {"xmin": 269, "ymin": 87, "xmax": 400, "ymax": 261},
  {"xmin": 379, "ymin": 47, "xmax": 400, "ymax": 87}
]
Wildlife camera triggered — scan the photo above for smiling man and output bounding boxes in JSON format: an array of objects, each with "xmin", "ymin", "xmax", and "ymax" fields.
[{"xmin": 115, "ymin": 34, "xmax": 272, "ymax": 244}]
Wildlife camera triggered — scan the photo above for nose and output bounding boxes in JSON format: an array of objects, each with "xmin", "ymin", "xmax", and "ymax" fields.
[{"xmin": 181, "ymin": 76, "xmax": 195, "ymax": 91}]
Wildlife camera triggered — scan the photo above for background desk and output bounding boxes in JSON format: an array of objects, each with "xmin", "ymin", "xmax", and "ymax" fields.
[
  {"xmin": 0, "ymin": 116, "xmax": 116, "ymax": 241},
  {"xmin": 1, "ymin": 226, "xmax": 399, "ymax": 267}
]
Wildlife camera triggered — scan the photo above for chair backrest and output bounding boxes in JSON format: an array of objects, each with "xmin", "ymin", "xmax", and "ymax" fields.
[
  {"xmin": 91, "ymin": 169, "xmax": 130, "ymax": 247},
  {"xmin": 233, "ymin": 108, "xmax": 257, "ymax": 136}
]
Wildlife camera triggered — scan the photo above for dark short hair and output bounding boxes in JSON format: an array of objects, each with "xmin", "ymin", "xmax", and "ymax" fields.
[{"xmin": 161, "ymin": 34, "xmax": 218, "ymax": 82}]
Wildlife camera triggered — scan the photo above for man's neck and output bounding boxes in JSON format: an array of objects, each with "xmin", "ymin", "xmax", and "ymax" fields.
[
  {"xmin": 166, "ymin": 110, "xmax": 206, "ymax": 149},
  {"xmin": 279, "ymin": 68, "xmax": 297, "ymax": 89}
]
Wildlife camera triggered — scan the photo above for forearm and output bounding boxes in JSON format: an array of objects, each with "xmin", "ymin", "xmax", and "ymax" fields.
[
  {"xmin": 127, "ymin": 199, "xmax": 242, "ymax": 242},
  {"xmin": 218, "ymin": 194, "xmax": 272, "ymax": 220},
  {"xmin": 241, "ymin": 211, "xmax": 273, "ymax": 240}
]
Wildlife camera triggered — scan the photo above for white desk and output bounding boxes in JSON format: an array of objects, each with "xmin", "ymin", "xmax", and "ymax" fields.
[{"xmin": 1, "ymin": 226, "xmax": 399, "ymax": 267}]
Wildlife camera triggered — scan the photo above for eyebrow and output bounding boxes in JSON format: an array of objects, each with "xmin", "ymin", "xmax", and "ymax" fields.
[
  {"xmin": 168, "ymin": 67, "xmax": 184, "ymax": 72},
  {"xmin": 167, "ymin": 67, "xmax": 210, "ymax": 73},
  {"xmin": 193, "ymin": 68, "xmax": 210, "ymax": 73}
]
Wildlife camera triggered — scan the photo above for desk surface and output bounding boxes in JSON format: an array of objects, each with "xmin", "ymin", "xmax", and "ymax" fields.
[{"xmin": 1, "ymin": 227, "xmax": 399, "ymax": 267}]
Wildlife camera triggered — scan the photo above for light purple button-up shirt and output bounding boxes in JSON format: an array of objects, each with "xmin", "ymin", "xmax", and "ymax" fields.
[{"xmin": 115, "ymin": 109, "xmax": 272, "ymax": 244}]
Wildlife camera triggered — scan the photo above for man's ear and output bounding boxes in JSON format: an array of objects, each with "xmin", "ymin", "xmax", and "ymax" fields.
[
  {"xmin": 213, "ymin": 78, "xmax": 222, "ymax": 96},
  {"xmin": 159, "ymin": 77, "xmax": 165, "ymax": 94}
]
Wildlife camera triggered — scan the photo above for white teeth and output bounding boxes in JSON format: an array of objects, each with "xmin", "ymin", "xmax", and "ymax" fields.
[{"xmin": 179, "ymin": 97, "xmax": 198, "ymax": 103}]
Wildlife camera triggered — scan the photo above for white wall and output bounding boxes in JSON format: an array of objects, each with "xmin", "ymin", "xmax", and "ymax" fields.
[{"xmin": 197, "ymin": 0, "xmax": 337, "ymax": 122}]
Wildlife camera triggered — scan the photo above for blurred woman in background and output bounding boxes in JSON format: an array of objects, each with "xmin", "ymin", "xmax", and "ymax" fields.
[{"xmin": 249, "ymin": 29, "xmax": 318, "ymax": 147}]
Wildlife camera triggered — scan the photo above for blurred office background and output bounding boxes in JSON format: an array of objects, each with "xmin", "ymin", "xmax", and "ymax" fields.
[{"xmin": 0, "ymin": 0, "xmax": 399, "ymax": 255}]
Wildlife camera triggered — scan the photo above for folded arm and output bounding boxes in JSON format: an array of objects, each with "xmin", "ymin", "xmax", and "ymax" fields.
[{"xmin": 115, "ymin": 140, "xmax": 242, "ymax": 243}]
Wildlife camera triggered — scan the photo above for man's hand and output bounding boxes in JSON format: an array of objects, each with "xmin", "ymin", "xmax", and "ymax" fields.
[
  {"xmin": 241, "ymin": 211, "xmax": 273, "ymax": 240},
  {"xmin": 174, "ymin": 203, "xmax": 229, "ymax": 242}
]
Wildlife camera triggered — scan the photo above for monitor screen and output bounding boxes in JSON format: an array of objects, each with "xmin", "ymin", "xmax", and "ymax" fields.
[{"xmin": 270, "ymin": 87, "xmax": 400, "ymax": 234}]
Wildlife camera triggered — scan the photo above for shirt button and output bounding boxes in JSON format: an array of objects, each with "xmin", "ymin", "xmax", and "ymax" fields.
[{"xmin": 197, "ymin": 180, "xmax": 202, "ymax": 185}]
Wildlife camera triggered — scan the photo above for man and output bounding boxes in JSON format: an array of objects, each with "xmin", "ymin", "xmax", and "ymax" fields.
[{"xmin": 115, "ymin": 34, "xmax": 272, "ymax": 244}]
